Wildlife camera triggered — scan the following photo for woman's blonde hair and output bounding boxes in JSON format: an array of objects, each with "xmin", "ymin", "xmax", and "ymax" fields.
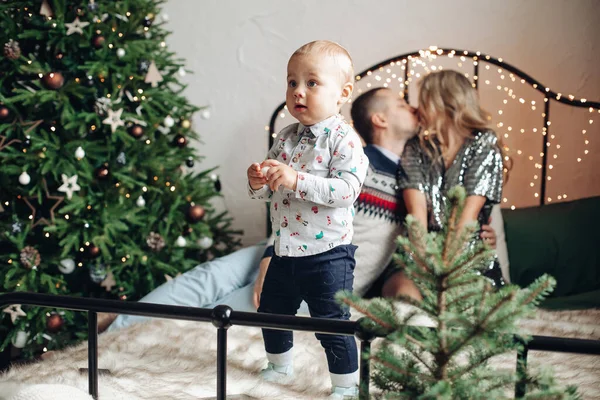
[{"xmin": 417, "ymin": 70, "xmax": 511, "ymax": 180}]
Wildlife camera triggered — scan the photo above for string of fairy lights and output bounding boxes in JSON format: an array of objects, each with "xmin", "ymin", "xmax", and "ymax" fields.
[{"xmin": 268, "ymin": 47, "xmax": 598, "ymax": 209}]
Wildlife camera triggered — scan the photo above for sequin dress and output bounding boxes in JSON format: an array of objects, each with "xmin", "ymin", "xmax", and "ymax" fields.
[{"xmin": 397, "ymin": 130, "xmax": 505, "ymax": 286}]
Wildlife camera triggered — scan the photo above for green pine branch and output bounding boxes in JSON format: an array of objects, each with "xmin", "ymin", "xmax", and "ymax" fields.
[{"xmin": 338, "ymin": 185, "xmax": 575, "ymax": 399}]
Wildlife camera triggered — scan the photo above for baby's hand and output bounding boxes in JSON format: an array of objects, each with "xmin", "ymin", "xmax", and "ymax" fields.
[
  {"xmin": 247, "ymin": 162, "xmax": 267, "ymax": 190},
  {"xmin": 262, "ymin": 159, "xmax": 298, "ymax": 192}
]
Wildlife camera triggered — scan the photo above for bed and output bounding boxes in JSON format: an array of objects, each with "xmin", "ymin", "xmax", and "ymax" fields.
[{"xmin": 1, "ymin": 47, "xmax": 599, "ymax": 400}]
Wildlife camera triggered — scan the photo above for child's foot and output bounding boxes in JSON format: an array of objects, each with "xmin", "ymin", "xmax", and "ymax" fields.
[
  {"xmin": 259, "ymin": 362, "xmax": 294, "ymax": 383},
  {"xmin": 328, "ymin": 385, "xmax": 359, "ymax": 399}
]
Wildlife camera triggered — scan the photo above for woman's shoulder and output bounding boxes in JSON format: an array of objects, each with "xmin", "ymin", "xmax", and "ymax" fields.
[{"xmin": 471, "ymin": 129, "xmax": 499, "ymax": 146}]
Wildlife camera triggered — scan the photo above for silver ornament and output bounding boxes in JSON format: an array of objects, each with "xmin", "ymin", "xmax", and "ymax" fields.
[
  {"xmin": 75, "ymin": 146, "xmax": 85, "ymax": 159},
  {"xmin": 116, "ymin": 48, "xmax": 126, "ymax": 58},
  {"xmin": 197, "ymin": 236, "xmax": 213, "ymax": 249},
  {"xmin": 11, "ymin": 330, "xmax": 29, "ymax": 348},
  {"xmin": 59, "ymin": 258, "xmax": 75, "ymax": 274},
  {"xmin": 89, "ymin": 263, "xmax": 108, "ymax": 283},
  {"xmin": 117, "ymin": 152, "xmax": 127, "ymax": 165},
  {"xmin": 164, "ymin": 115, "xmax": 175, "ymax": 127},
  {"xmin": 136, "ymin": 196, "xmax": 146, "ymax": 207},
  {"xmin": 12, "ymin": 221, "xmax": 22, "ymax": 234},
  {"xmin": 175, "ymin": 235, "xmax": 187, "ymax": 247}
]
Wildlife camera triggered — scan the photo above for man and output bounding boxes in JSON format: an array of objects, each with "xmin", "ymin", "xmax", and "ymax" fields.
[
  {"xmin": 106, "ymin": 88, "xmax": 498, "ymax": 332},
  {"xmin": 349, "ymin": 87, "xmax": 500, "ymax": 300}
]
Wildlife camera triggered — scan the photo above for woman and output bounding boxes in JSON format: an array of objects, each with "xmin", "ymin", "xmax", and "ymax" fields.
[{"xmin": 398, "ymin": 70, "xmax": 508, "ymax": 286}]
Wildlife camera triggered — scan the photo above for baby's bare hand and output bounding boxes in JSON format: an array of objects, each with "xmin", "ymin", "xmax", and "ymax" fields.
[
  {"xmin": 264, "ymin": 162, "xmax": 298, "ymax": 192},
  {"xmin": 247, "ymin": 163, "xmax": 266, "ymax": 190}
]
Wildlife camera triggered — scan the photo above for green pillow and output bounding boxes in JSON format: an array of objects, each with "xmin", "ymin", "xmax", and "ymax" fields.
[{"xmin": 502, "ymin": 196, "xmax": 600, "ymax": 300}]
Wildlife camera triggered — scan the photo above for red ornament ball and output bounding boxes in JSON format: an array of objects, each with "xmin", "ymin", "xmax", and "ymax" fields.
[
  {"xmin": 174, "ymin": 134, "xmax": 187, "ymax": 148},
  {"xmin": 186, "ymin": 204, "xmax": 205, "ymax": 223},
  {"xmin": 85, "ymin": 243, "xmax": 101, "ymax": 258},
  {"xmin": 0, "ymin": 105, "xmax": 9, "ymax": 120},
  {"xmin": 92, "ymin": 35, "xmax": 105, "ymax": 49},
  {"xmin": 46, "ymin": 314, "xmax": 64, "ymax": 333},
  {"xmin": 95, "ymin": 165, "xmax": 110, "ymax": 180},
  {"xmin": 42, "ymin": 72, "xmax": 65, "ymax": 90},
  {"xmin": 128, "ymin": 124, "xmax": 144, "ymax": 139},
  {"xmin": 182, "ymin": 225, "xmax": 193, "ymax": 236}
]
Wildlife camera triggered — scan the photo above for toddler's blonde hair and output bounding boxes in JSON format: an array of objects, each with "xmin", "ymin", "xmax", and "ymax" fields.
[{"xmin": 291, "ymin": 40, "xmax": 355, "ymax": 86}]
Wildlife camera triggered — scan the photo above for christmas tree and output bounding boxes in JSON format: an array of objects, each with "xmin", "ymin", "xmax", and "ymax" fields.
[
  {"xmin": 339, "ymin": 186, "xmax": 579, "ymax": 399},
  {"xmin": 0, "ymin": 0, "xmax": 241, "ymax": 360}
]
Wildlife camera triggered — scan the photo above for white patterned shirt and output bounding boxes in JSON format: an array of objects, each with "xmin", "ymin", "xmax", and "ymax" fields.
[{"xmin": 248, "ymin": 114, "xmax": 369, "ymax": 257}]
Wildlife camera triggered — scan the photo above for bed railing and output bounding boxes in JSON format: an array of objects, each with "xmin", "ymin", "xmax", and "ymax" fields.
[{"xmin": 1, "ymin": 292, "xmax": 599, "ymax": 399}]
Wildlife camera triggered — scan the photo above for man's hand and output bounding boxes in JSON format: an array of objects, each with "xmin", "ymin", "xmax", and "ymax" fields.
[
  {"xmin": 247, "ymin": 162, "xmax": 267, "ymax": 190},
  {"xmin": 262, "ymin": 159, "xmax": 298, "ymax": 192},
  {"xmin": 480, "ymin": 218, "xmax": 497, "ymax": 248},
  {"xmin": 253, "ymin": 256, "xmax": 271, "ymax": 309}
]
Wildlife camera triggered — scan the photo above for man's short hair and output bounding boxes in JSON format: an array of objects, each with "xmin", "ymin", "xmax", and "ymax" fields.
[
  {"xmin": 350, "ymin": 87, "xmax": 388, "ymax": 144},
  {"xmin": 291, "ymin": 40, "xmax": 355, "ymax": 85}
]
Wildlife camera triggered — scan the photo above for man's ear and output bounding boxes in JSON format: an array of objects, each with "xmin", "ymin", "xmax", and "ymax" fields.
[
  {"xmin": 338, "ymin": 82, "xmax": 354, "ymax": 106},
  {"xmin": 371, "ymin": 112, "xmax": 387, "ymax": 129}
]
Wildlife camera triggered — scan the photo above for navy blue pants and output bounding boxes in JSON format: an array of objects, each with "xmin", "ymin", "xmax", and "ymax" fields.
[{"xmin": 258, "ymin": 244, "xmax": 358, "ymax": 375}]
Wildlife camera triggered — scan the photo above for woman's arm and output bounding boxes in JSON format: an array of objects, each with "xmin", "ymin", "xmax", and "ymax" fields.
[
  {"xmin": 459, "ymin": 195, "xmax": 487, "ymax": 231},
  {"xmin": 403, "ymin": 188, "xmax": 428, "ymax": 229}
]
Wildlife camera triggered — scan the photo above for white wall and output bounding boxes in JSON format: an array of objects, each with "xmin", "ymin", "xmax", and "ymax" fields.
[{"xmin": 164, "ymin": 0, "xmax": 600, "ymax": 246}]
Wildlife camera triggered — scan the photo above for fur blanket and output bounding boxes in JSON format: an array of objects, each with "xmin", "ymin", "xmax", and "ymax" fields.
[{"xmin": 0, "ymin": 306, "xmax": 599, "ymax": 400}]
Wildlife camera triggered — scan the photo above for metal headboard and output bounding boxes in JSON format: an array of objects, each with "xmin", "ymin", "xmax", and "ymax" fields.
[{"xmin": 268, "ymin": 47, "xmax": 599, "ymax": 214}]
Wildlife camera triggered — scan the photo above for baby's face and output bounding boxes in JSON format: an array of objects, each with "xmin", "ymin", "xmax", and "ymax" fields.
[{"xmin": 286, "ymin": 53, "xmax": 349, "ymax": 126}]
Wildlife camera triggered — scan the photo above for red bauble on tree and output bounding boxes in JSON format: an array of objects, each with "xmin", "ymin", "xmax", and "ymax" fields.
[
  {"xmin": 0, "ymin": 105, "xmax": 10, "ymax": 120},
  {"xmin": 84, "ymin": 243, "xmax": 101, "ymax": 258},
  {"xmin": 42, "ymin": 72, "xmax": 65, "ymax": 90},
  {"xmin": 128, "ymin": 124, "xmax": 144, "ymax": 139},
  {"xmin": 173, "ymin": 134, "xmax": 187, "ymax": 148},
  {"xmin": 92, "ymin": 35, "xmax": 105, "ymax": 49},
  {"xmin": 182, "ymin": 225, "xmax": 193, "ymax": 236},
  {"xmin": 95, "ymin": 164, "xmax": 110, "ymax": 180},
  {"xmin": 46, "ymin": 314, "xmax": 64, "ymax": 333},
  {"xmin": 186, "ymin": 204, "xmax": 205, "ymax": 223}
]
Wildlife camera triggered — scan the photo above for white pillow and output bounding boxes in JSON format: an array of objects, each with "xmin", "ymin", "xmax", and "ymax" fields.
[{"xmin": 490, "ymin": 204, "xmax": 510, "ymax": 283}]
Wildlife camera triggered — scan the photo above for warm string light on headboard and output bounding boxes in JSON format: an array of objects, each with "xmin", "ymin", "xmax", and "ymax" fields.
[
  {"xmin": 482, "ymin": 65, "xmax": 595, "ymax": 206},
  {"xmin": 267, "ymin": 47, "xmax": 598, "ymax": 208}
]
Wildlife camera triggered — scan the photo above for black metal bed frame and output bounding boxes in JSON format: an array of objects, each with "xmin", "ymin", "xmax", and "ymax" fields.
[{"xmin": 1, "ymin": 292, "xmax": 599, "ymax": 399}]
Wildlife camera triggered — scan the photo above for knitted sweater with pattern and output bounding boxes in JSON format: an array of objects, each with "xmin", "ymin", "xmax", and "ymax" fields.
[{"xmin": 352, "ymin": 145, "xmax": 406, "ymax": 295}]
